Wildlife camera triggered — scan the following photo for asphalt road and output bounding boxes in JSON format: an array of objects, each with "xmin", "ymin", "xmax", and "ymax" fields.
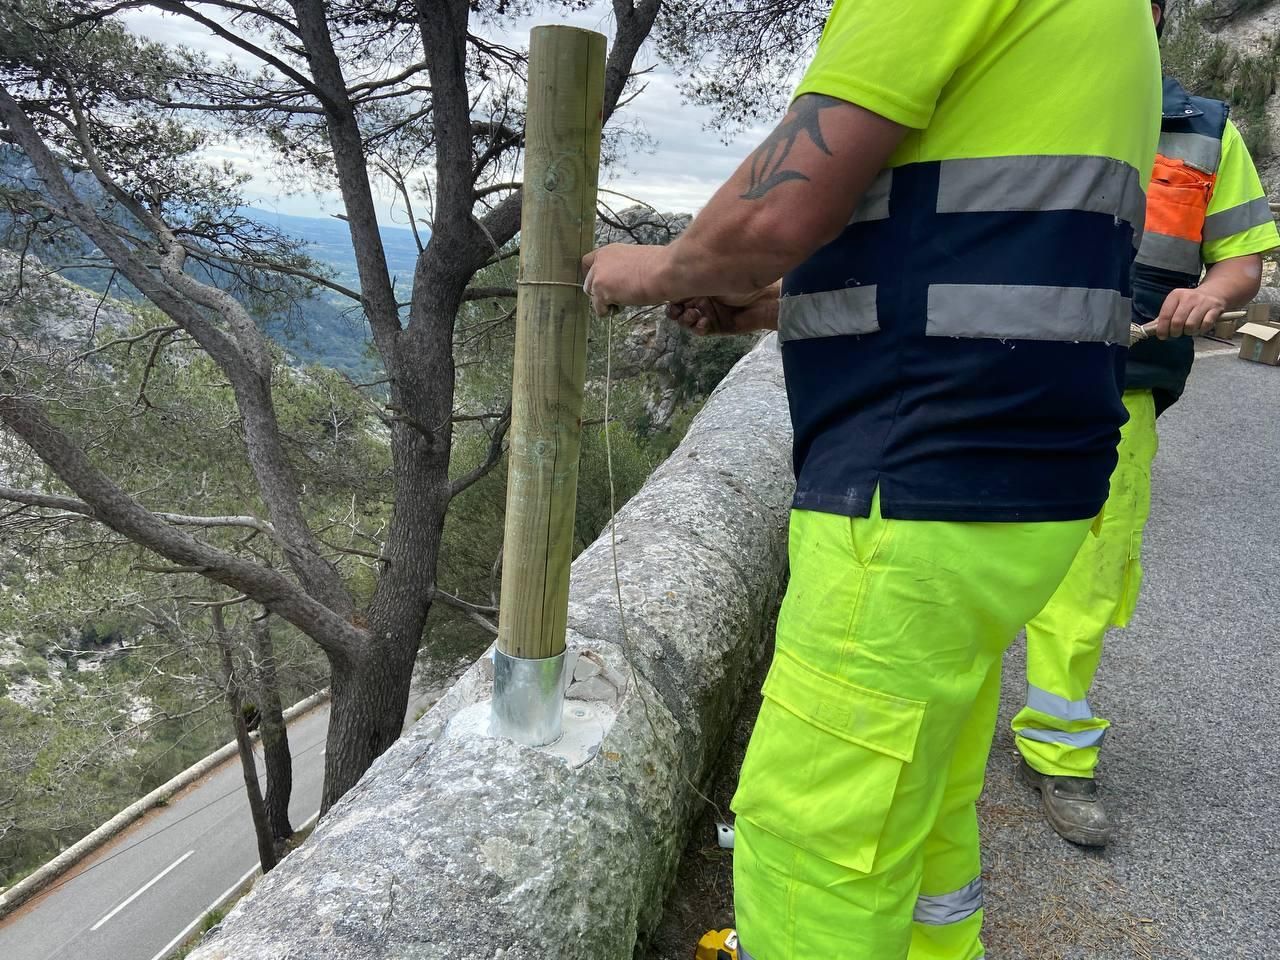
[
  {"xmin": 983, "ymin": 345, "xmax": 1280, "ymax": 959},
  {"xmin": 0, "ymin": 691, "xmax": 438, "ymax": 960}
]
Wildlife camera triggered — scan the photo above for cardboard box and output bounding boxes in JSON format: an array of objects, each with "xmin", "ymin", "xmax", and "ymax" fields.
[
  {"xmin": 1237, "ymin": 322, "xmax": 1280, "ymax": 365},
  {"xmin": 1246, "ymin": 303, "xmax": 1273, "ymax": 325},
  {"xmin": 1213, "ymin": 317, "xmax": 1237, "ymax": 339}
]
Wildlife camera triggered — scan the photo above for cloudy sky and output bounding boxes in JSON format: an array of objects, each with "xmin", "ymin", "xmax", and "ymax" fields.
[{"xmin": 120, "ymin": 5, "xmax": 778, "ymax": 229}]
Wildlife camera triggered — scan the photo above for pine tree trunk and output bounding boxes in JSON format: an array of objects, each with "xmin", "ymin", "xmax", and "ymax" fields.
[
  {"xmin": 321, "ymin": 636, "xmax": 418, "ymax": 813},
  {"xmin": 252, "ymin": 618, "xmax": 293, "ymax": 843},
  {"xmin": 216, "ymin": 611, "xmax": 278, "ymax": 874}
]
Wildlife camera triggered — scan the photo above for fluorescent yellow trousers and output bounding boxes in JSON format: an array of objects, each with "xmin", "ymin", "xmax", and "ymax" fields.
[
  {"xmin": 1013, "ymin": 390, "xmax": 1158, "ymax": 779},
  {"xmin": 731, "ymin": 494, "xmax": 1092, "ymax": 959}
]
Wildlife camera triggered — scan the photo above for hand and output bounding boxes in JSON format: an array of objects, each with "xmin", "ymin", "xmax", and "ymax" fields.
[
  {"xmin": 581, "ymin": 244, "xmax": 670, "ymax": 316},
  {"xmin": 1154, "ymin": 286, "xmax": 1227, "ymax": 339},
  {"xmin": 666, "ymin": 288, "xmax": 779, "ymax": 336}
]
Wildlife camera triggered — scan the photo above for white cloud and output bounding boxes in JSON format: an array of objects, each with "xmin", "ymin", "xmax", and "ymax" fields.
[{"xmin": 117, "ymin": 4, "xmax": 780, "ymax": 222}]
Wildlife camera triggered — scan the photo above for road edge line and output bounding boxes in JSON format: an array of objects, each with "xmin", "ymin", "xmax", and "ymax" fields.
[
  {"xmin": 0, "ymin": 689, "xmax": 329, "ymax": 921},
  {"xmin": 145, "ymin": 862, "xmax": 260, "ymax": 960},
  {"xmin": 145, "ymin": 808, "xmax": 319, "ymax": 960}
]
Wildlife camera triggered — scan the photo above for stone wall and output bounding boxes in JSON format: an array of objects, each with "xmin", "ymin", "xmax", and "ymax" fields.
[{"xmin": 188, "ymin": 334, "xmax": 794, "ymax": 960}]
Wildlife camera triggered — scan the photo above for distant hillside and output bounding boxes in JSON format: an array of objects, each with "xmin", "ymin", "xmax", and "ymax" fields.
[
  {"xmin": 242, "ymin": 209, "xmax": 424, "ymax": 375},
  {"xmin": 0, "ymin": 147, "xmax": 426, "ymax": 375},
  {"xmin": 1165, "ymin": 1, "xmax": 1280, "ymax": 189},
  {"xmin": 247, "ymin": 209, "xmax": 423, "ymax": 291}
]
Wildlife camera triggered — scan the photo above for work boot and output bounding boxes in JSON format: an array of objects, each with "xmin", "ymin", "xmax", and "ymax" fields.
[{"xmin": 1018, "ymin": 756, "xmax": 1113, "ymax": 847}]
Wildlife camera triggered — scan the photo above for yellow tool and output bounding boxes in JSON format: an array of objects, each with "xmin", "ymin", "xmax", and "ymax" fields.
[{"xmin": 695, "ymin": 928, "xmax": 740, "ymax": 960}]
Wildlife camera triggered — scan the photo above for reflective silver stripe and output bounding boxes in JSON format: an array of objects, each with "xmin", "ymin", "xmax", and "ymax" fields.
[
  {"xmin": 1203, "ymin": 197, "xmax": 1274, "ymax": 242},
  {"xmin": 1135, "ymin": 231, "xmax": 1203, "ymax": 274},
  {"xmin": 914, "ymin": 877, "xmax": 983, "ymax": 926},
  {"xmin": 851, "ymin": 169, "xmax": 892, "ymax": 223},
  {"xmin": 1026, "ymin": 683, "xmax": 1094, "ymax": 722},
  {"xmin": 1018, "ymin": 726, "xmax": 1107, "ymax": 749},
  {"xmin": 1158, "ymin": 131, "xmax": 1223, "ymax": 173},
  {"xmin": 925, "ymin": 284, "xmax": 1130, "ymax": 344},
  {"xmin": 779, "ymin": 285, "xmax": 879, "ymax": 342},
  {"xmin": 936, "ymin": 155, "xmax": 1146, "ymax": 230}
]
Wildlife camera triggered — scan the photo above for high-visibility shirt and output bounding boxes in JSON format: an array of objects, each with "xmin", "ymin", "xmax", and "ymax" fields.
[
  {"xmin": 779, "ymin": 0, "xmax": 1161, "ymax": 522},
  {"xmin": 1128, "ymin": 77, "xmax": 1280, "ymax": 412}
]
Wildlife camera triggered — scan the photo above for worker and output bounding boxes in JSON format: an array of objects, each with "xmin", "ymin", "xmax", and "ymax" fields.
[
  {"xmin": 1013, "ymin": 0, "xmax": 1280, "ymax": 848},
  {"xmin": 582, "ymin": 1, "xmax": 1160, "ymax": 957}
]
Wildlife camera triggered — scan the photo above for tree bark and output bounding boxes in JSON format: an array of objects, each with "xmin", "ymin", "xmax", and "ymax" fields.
[
  {"xmin": 0, "ymin": 392, "xmax": 366, "ymax": 659},
  {"xmin": 216, "ymin": 611, "xmax": 278, "ymax": 874},
  {"xmin": 320, "ymin": 633, "xmax": 420, "ymax": 812},
  {"xmin": 1, "ymin": 0, "xmax": 665, "ymax": 820},
  {"xmin": 251, "ymin": 618, "xmax": 293, "ymax": 844}
]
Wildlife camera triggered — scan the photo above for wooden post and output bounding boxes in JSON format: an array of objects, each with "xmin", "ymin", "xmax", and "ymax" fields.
[{"xmin": 492, "ymin": 25, "xmax": 606, "ymax": 744}]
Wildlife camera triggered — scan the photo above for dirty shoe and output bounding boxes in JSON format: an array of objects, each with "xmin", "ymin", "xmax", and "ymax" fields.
[{"xmin": 1018, "ymin": 757, "xmax": 1112, "ymax": 847}]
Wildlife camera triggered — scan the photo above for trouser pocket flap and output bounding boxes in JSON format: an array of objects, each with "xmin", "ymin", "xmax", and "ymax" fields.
[
  {"xmin": 732, "ymin": 650, "xmax": 926, "ymax": 873},
  {"xmin": 763, "ymin": 649, "xmax": 925, "ymax": 761}
]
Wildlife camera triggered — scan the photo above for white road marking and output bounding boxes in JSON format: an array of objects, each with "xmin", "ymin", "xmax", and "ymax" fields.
[
  {"xmin": 91, "ymin": 850, "xmax": 194, "ymax": 931},
  {"xmin": 144, "ymin": 863, "xmax": 258, "ymax": 960},
  {"xmin": 142, "ymin": 810, "xmax": 319, "ymax": 960}
]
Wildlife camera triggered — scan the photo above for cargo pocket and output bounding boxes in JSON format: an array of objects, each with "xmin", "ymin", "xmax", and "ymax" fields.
[
  {"xmin": 1112, "ymin": 530, "xmax": 1145, "ymax": 628},
  {"xmin": 731, "ymin": 649, "xmax": 926, "ymax": 875}
]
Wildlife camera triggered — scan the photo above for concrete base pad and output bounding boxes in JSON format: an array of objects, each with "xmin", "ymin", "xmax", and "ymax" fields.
[{"xmin": 445, "ymin": 698, "xmax": 612, "ymax": 769}]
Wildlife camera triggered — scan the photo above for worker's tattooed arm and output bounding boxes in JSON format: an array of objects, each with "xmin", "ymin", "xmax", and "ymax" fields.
[
  {"xmin": 740, "ymin": 95, "xmax": 841, "ymax": 200},
  {"xmin": 582, "ymin": 93, "xmax": 906, "ymax": 315}
]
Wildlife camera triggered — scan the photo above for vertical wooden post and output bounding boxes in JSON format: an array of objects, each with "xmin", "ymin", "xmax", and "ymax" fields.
[{"xmin": 492, "ymin": 25, "xmax": 606, "ymax": 745}]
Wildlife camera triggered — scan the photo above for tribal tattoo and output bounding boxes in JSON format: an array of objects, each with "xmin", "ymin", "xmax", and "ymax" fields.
[{"xmin": 740, "ymin": 94, "xmax": 841, "ymax": 200}]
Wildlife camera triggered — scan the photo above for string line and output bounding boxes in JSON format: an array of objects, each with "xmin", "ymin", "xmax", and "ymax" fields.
[{"xmin": 601, "ymin": 303, "xmax": 728, "ymax": 826}]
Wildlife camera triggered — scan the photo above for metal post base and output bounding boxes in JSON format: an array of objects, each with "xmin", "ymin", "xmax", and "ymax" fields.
[{"xmin": 491, "ymin": 649, "xmax": 567, "ymax": 746}]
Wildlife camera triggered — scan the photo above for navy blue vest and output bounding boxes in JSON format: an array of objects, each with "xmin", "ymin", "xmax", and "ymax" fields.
[
  {"xmin": 779, "ymin": 153, "xmax": 1145, "ymax": 522},
  {"xmin": 1127, "ymin": 77, "xmax": 1228, "ymax": 414}
]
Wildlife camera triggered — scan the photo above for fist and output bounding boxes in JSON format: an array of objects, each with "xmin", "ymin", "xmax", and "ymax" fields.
[
  {"xmin": 581, "ymin": 244, "xmax": 668, "ymax": 317},
  {"xmin": 666, "ymin": 296, "xmax": 776, "ymax": 336},
  {"xmin": 1154, "ymin": 287, "xmax": 1226, "ymax": 339}
]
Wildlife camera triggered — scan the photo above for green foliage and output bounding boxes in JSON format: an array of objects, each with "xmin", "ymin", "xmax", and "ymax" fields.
[
  {"xmin": 0, "ymin": 677, "xmax": 227, "ymax": 886},
  {"xmin": 0, "ymin": 206, "xmax": 734, "ymax": 889},
  {"xmin": 1163, "ymin": 3, "xmax": 1280, "ymax": 155},
  {"xmin": 0, "ymin": 292, "xmax": 341, "ymax": 884}
]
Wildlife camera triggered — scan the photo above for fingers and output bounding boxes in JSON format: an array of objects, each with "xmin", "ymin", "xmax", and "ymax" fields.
[
  {"xmin": 1192, "ymin": 302, "xmax": 1223, "ymax": 336},
  {"xmin": 667, "ymin": 300, "xmax": 713, "ymax": 335},
  {"xmin": 1154, "ymin": 290, "xmax": 1180, "ymax": 339},
  {"xmin": 582, "ymin": 263, "xmax": 613, "ymax": 317},
  {"xmin": 1157, "ymin": 290, "xmax": 1226, "ymax": 339},
  {"xmin": 1166, "ymin": 293, "xmax": 1196, "ymax": 339}
]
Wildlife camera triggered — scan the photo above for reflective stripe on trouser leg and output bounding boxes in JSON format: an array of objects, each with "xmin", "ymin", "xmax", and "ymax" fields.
[
  {"xmin": 731, "ymin": 493, "xmax": 1091, "ymax": 959},
  {"xmin": 1014, "ymin": 390, "xmax": 1158, "ymax": 779},
  {"xmin": 909, "ymin": 662, "xmax": 1000, "ymax": 960}
]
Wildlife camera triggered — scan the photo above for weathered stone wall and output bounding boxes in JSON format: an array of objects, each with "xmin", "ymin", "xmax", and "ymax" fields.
[{"xmin": 188, "ymin": 334, "xmax": 793, "ymax": 960}]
